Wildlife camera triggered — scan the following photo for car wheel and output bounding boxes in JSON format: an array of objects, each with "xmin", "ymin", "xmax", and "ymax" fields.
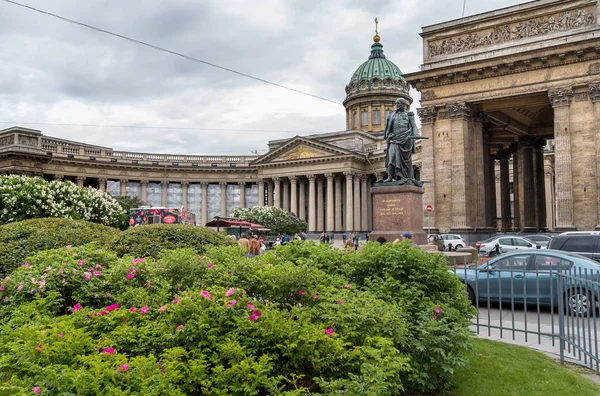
[
  {"xmin": 466, "ymin": 285, "xmax": 476, "ymax": 305},
  {"xmin": 455, "ymin": 244, "xmax": 463, "ymax": 250},
  {"xmin": 565, "ymin": 289, "xmax": 595, "ymax": 317},
  {"xmin": 489, "ymin": 251, "xmax": 498, "ymax": 258}
]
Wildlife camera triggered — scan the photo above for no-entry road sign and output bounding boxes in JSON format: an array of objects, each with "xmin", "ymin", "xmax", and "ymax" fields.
[{"xmin": 426, "ymin": 205, "xmax": 433, "ymax": 213}]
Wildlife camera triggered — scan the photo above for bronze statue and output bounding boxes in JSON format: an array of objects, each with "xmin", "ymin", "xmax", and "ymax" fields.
[{"xmin": 378, "ymin": 97, "xmax": 423, "ymax": 186}]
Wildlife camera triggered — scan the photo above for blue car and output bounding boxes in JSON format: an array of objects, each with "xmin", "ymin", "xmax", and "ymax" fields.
[{"xmin": 455, "ymin": 250, "xmax": 600, "ymax": 316}]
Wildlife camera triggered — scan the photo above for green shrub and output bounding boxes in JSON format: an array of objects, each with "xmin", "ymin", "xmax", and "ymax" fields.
[
  {"xmin": 0, "ymin": 218, "xmax": 119, "ymax": 275},
  {"xmin": 109, "ymin": 224, "xmax": 234, "ymax": 258},
  {"xmin": 0, "ymin": 242, "xmax": 475, "ymax": 394},
  {"xmin": 0, "ymin": 175, "xmax": 126, "ymax": 228}
]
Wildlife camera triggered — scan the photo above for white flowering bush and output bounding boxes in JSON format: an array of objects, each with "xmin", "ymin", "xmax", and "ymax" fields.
[
  {"xmin": 233, "ymin": 205, "xmax": 307, "ymax": 235},
  {"xmin": 0, "ymin": 175, "xmax": 125, "ymax": 228}
]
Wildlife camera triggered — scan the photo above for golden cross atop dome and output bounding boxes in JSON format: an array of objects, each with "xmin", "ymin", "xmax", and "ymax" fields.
[{"xmin": 373, "ymin": 17, "xmax": 380, "ymax": 43}]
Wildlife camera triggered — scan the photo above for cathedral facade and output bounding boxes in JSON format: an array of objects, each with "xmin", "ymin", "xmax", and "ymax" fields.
[{"xmin": 2, "ymin": 0, "xmax": 598, "ymax": 241}]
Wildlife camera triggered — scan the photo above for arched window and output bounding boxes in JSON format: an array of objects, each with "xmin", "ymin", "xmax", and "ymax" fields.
[
  {"xmin": 353, "ymin": 112, "xmax": 358, "ymax": 128},
  {"xmin": 373, "ymin": 109, "xmax": 381, "ymax": 125},
  {"xmin": 361, "ymin": 110, "xmax": 368, "ymax": 126}
]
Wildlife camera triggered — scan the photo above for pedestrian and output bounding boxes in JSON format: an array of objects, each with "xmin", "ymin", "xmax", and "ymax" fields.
[
  {"xmin": 325, "ymin": 232, "xmax": 330, "ymax": 244},
  {"xmin": 248, "ymin": 236, "xmax": 261, "ymax": 258},
  {"xmin": 353, "ymin": 232, "xmax": 360, "ymax": 251},
  {"xmin": 238, "ymin": 234, "xmax": 250, "ymax": 258},
  {"xmin": 282, "ymin": 233, "xmax": 290, "ymax": 245},
  {"xmin": 319, "ymin": 232, "xmax": 326, "ymax": 243}
]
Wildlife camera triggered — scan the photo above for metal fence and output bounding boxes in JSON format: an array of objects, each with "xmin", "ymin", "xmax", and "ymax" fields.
[{"xmin": 449, "ymin": 259, "xmax": 600, "ymax": 371}]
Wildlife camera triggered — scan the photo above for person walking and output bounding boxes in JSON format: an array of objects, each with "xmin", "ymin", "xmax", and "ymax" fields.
[{"xmin": 238, "ymin": 234, "xmax": 250, "ymax": 258}]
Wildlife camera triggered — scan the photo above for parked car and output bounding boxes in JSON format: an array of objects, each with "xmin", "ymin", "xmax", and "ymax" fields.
[
  {"xmin": 548, "ymin": 231, "xmax": 600, "ymax": 262},
  {"xmin": 439, "ymin": 234, "xmax": 466, "ymax": 250},
  {"xmin": 455, "ymin": 250, "xmax": 600, "ymax": 316},
  {"xmin": 523, "ymin": 235, "xmax": 553, "ymax": 249},
  {"xmin": 477, "ymin": 235, "xmax": 542, "ymax": 257}
]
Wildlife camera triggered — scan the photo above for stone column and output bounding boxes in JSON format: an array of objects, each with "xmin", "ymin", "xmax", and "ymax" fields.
[
  {"xmin": 238, "ymin": 182, "xmax": 245, "ymax": 208},
  {"xmin": 201, "ymin": 182, "xmax": 208, "ymax": 226},
  {"xmin": 446, "ymin": 103, "xmax": 472, "ymax": 230},
  {"xmin": 361, "ymin": 175, "xmax": 368, "ymax": 232},
  {"xmin": 299, "ymin": 178, "xmax": 306, "ymax": 222},
  {"xmin": 520, "ymin": 137, "xmax": 536, "ymax": 231},
  {"xmin": 257, "ymin": 179, "xmax": 265, "ymax": 206},
  {"xmin": 326, "ymin": 173, "xmax": 334, "ymax": 232},
  {"xmin": 289, "ymin": 176, "xmax": 297, "ymax": 216},
  {"xmin": 267, "ymin": 180, "xmax": 274, "ymax": 206},
  {"xmin": 181, "ymin": 181, "xmax": 189, "ymax": 210},
  {"xmin": 473, "ymin": 111, "xmax": 486, "ymax": 228},
  {"xmin": 486, "ymin": 155, "xmax": 497, "ymax": 228},
  {"xmin": 334, "ymin": 175, "xmax": 343, "ymax": 231},
  {"xmin": 590, "ymin": 83, "xmax": 600, "ymax": 229},
  {"xmin": 161, "ymin": 181, "xmax": 168, "ymax": 206},
  {"xmin": 511, "ymin": 143, "xmax": 520, "ymax": 231},
  {"xmin": 345, "ymin": 172, "xmax": 354, "ymax": 231},
  {"xmin": 76, "ymin": 176, "xmax": 85, "ymax": 188},
  {"xmin": 545, "ymin": 164, "xmax": 555, "ymax": 230},
  {"xmin": 308, "ymin": 174, "xmax": 316, "ymax": 232},
  {"xmin": 353, "ymin": 174, "xmax": 361, "ymax": 231},
  {"xmin": 282, "ymin": 179, "xmax": 290, "ymax": 212},
  {"xmin": 499, "ymin": 149, "xmax": 512, "ymax": 231},
  {"xmin": 273, "ymin": 177, "xmax": 281, "ymax": 208},
  {"xmin": 534, "ymin": 140, "xmax": 547, "ymax": 230},
  {"xmin": 53, "ymin": 174, "xmax": 64, "ymax": 181},
  {"xmin": 417, "ymin": 106, "xmax": 437, "ymax": 229},
  {"xmin": 220, "ymin": 182, "xmax": 227, "ymax": 217},
  {"xmin": 98, "ymin": 177, "xmax": 107, "ymax": 192},
  {"xmin": 140, "ymin": 180, "xmax": 148, "ymax": 203},
  {"xmin": 317, "ymin": 176, "xmax": 324, "ymax": 232},
  {"xmin": 549, "ymin": 88, "xmax": 576, "ymax": 230},
  {"xmin": 120, "ymin": 179, "xmax": 128, "ymax": 196}
]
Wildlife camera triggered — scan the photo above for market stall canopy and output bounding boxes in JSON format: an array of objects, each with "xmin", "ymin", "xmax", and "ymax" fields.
[{"xmin": 203, "ymin": 219, "xmax": 268, "ymax": 231}]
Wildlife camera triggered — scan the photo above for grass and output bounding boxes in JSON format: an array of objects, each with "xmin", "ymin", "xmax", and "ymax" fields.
[{"xmin": 451, "ymin": 338, "xmax": 600, "ymax": 396}]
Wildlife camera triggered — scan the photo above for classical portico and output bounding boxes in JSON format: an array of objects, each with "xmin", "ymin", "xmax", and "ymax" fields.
[{"xmin": 406, "ymin": 0, "xmax": 600, "ymax": 236}]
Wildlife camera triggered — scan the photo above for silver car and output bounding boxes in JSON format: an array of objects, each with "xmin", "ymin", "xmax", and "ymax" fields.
[{"xmin": 478, "ymin": 235, "xmax": 543, "ymax": 257}]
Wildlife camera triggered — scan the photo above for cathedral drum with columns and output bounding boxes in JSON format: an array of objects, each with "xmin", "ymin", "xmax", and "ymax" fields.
[{"xmin": 1, "ymin": 0, "xmax": 599, "ymax": 243}]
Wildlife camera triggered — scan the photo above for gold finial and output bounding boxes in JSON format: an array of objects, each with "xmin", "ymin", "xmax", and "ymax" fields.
[{"xmin": 373, "ymin": 17, "xmax": 380, "ymax": 43}]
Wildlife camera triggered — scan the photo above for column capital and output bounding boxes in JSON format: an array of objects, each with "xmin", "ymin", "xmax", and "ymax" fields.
[
  {"xmin": 140, "ymin": 179, "xmax": 148, "ymax": 185},
  {"xmin": 343, "ymin": 171, "xmax": 354, "ymax": 178},
  {"xmin": 324, "ymin": 172, "xmax": 334, "ymax": 180},
  {"xmin": 98, "ymin": 177, "xmax": 108, "ymax": 183},
  {"xmin": 446, "ymin": 102, "xmax": 471, "ymax": 120},
  {"xmin": 219, "ymin": 181, "xmax": 227, "ymax": 186},
  {"xmin": 76, "ymin": 176, "xmax": 86, "ymax": 182},
  {"xmin": 518, "ymin": 135, "xmax": 536, "ymax": 148},
  {"xmin": 588, "ymin": 82, "xmax": 600, "ymax": 103},
  {"xmin": 548, "ymin": 87, "xmax": 573, "ymax": 107},
  {"xmin": 307, "ymin": 174, "xmax": 316, "ymax": 182},
  {"xmin": 475, "ymin": 110, "xmax": 489, "ymax": 123},
  {"xmin": 417, "ymin": 106, "xmax": 437, "ymax": 124},
  {"xmin": 288, "ymin": 175, "xmax": 297, "ymax": 181},
  {"xmin": 272, "ymin": 177, "xmax": 281, "ymax": 183},
  {"xmin": 120, "ymin": 178, "xmax": 129, "ymax": 183},
  {"xmin": 499, "ymin": 148, "xmax": 512, "ymax": 159},
  {"xmin": 238, "ymin": 181, "xmax": 245, "ymax": 186},
  {"xmin": 53, "ymin": 174, "xmax": 64, "ymax": 180},
  {"xmin": 256, "ymin": 177, "xmax": 265, "ymax": 183},
  {"xmin": 181, "ymin": 181, "xmax": 189, "ymax": 186},
  {"xmin": 200, "ymin": 181, "xmax": 209, "ymax": 187}
]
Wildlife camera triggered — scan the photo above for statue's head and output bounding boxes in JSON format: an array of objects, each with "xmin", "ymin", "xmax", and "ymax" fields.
[{"xmin": 395, "ymin": 97, "xmax": 409, "ymax": 111}]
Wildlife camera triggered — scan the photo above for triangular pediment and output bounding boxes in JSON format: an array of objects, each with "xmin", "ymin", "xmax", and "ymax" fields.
[{"xmin": 252, "ymin": 136, "xmax": 354, "ymax": 165}]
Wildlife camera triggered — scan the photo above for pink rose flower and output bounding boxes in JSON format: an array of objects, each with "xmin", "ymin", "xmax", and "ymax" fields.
[
  {"xmin": 71, "ymin": 303, "xmax": 82, "ymax": 312},
  {"xmin": 33, "ymin": 387, "xmax": 40, "ymax": 395},
  {"xmin": 172, "ymin": 298, "xmax": 180, "ymax": 305},
  {"xmin": 227, "ymin": 299, "xmax": 237, "ymax": 306},
  {"xmin": 434, "ymin": 307, "xmax": 443, "ymax": 315},
  {"xmin": 106, "ymin": 293, "xmax": 111, "ymax": 297},
  {"xmin": 58, "ymin": 333, "xmax": 64, "ymax": 338},
  {"xmin": 324, "ymin": 326, "xmax": 334, "ymax": 336},
  {"xmin": 225, "ymin": 287, "xmax": 235, "ymax": 297},
  {"xmin": 17, "ymin": 283, "xmax": 23, "ymax": 291},
  {"xmin": 176, "ymin": 325, "xmax": 184, "ymax": 331},
  {"xmin": 140, "ymin": 306, "xmax": 149, "ymax": 315},
  {"xmin": 35, "ymin": 344, "xmax": 43, "ymax": 352},
  {"xmin": 126, "ymin": 273, "xmax": 134, "ymax": 280},
  {"xmin": 247, "ymin": 303, "xmax": 255, "ymax": 311},
  {"xmin": 158, "ymin": 305, "xmax": 167, "ymax": 312},
  {"xmin": 84, "ymin": 272, "xmax": 91, "ymax": 280},
  {"xmin": 77, "ymin": 260, "xmax": 84, "ymax": 266},
  {"xmin": 227, "ymin": 270, "xmax": 232, "ymax": 275},
  {"xmin": 119, "ymin": 363, "xmax": 129, "ymax": 372},
  {"xmin": 207, "ymin": 263, "xmax": 214, "ymax": 269},
  {"xmin": 344, "ymin": 284, "xmax": 352, "ymax": 289},
  {"xmin": 93, "ymin": 271, "xmax": 101, "ymax": 277},
  {"xmin": 130, "ymin": 307, "xmax": 137, "ymax": 313},
  {"xmin": 101, "ymin": 347, "xmax": 115, "ymax": 355},
  {"xmin": 22, "ymin": 263, "xmax": 31, "ymax": 268},
  {"xmin": 312, "ymin": 294, "xmax": 318, "ymax": 299},
  {"xmin": 337, "ymin": 300, "xmax": 343, "ymax": 305},
  {"xmin": 249, "ymin": 314, "xmax": 259, "ymax": 322},
  {"xmin": 432, "ymin": 315, "xmax": 437, "ymax": 321},
  {"xmin": 200, "ymin": 290, "xmax": 213, "ymax": 300}
]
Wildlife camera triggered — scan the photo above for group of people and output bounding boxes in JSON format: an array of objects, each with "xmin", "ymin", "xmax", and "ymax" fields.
[
  {"xmin": 343, "ymin": 232, "xmax": 361, "ymax": 251},
  {"xmin": 230, "ymin": 234, "xmax": 265, "ymax": 258}
]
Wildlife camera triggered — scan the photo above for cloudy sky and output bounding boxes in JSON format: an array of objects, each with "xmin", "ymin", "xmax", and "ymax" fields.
[{"xmin": 0, "ymin": 0, "xmax": 523, "ymax": 155}]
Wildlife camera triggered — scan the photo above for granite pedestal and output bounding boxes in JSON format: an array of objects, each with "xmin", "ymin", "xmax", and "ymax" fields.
[{"xmin": 369, "ymin": 184, "xmax": 427, "ymax": 245}]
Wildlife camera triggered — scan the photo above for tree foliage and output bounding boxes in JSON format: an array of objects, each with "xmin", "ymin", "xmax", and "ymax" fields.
[{"xmin": 232, "ymin": 206, "xmax": 307, "ymax": 235}]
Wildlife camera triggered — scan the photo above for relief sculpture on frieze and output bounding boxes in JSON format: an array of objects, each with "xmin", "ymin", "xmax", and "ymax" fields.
[{"xmin": 428, "ymin": 8, "xmax": 596, "ymax": 57}]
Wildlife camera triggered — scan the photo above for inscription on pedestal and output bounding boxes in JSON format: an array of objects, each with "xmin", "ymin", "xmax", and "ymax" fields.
[{"xmin": 379, "ymin": 199, "xmax": 405, "ymax": 217}]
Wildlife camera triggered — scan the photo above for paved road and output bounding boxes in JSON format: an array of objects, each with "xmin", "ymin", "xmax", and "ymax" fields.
[{"xmin": 473, "ymin": 304, "xmax": 600, "ymax": 369}]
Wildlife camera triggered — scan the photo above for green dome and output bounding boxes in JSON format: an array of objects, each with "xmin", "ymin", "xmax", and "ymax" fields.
[
  {"xmin": 344, "ymin": 40, "xmax": 410, "ymax": 101},
  {"xmin": 349, "ymin": 42, "xmax": 403, "ymax": 83}
]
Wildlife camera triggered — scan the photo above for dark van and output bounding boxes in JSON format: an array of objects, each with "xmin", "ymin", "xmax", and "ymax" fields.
[{"xmin": 547, "ymin": 232, "xmax": 600, "ymax": 262}]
